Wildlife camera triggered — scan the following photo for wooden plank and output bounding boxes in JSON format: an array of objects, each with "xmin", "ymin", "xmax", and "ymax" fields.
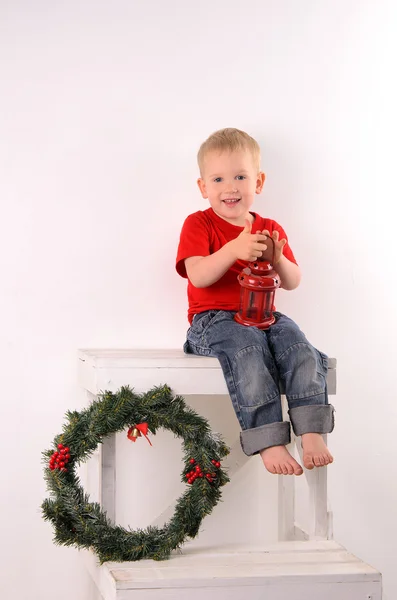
[
  {"xmin": 88, "ymin": 542, "xmax": 381, "ymax": 600},
  {"xmin": 96, "ymin": 366, "xmax": 231, "ymax": 396},
  {"xmin": 78, "ymin": 350, "xmax": 336, "ymax": 397},
  {"xmin": 116, "ymin": 582, "xmax": 381, "ymax": 600},
  {"xmin": 106, "ymin": 542, "xmax": 380, "ymax": 589},
  {"xmin": 79, "ymin": 349, "xmax": 337, "ymax": 370}
]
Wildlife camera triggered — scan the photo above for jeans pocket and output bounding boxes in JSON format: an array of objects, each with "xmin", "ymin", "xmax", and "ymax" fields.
[
  {"xmin": 187, "ymin": 310, "xmax": 223, "ymax": 355},
  {"xmin": 191, "ymin": 310, "xmax": 219, "ymax": 335}
]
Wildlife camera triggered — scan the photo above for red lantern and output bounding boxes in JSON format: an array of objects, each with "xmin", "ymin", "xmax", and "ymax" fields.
[{"xmin": 234, "ymin": 254, "xmax": 280, "ymax": 329}]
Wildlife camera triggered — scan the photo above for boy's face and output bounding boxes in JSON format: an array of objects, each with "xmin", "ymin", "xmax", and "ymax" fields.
[{"xmin": 197, "ymin": 149, "xmax": 265, "ymax": 226}]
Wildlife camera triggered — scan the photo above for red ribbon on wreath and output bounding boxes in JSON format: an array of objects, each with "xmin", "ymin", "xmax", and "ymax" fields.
[{"xmin": 127, "ymin": 422, "xmax": 152, "ymax": 446}]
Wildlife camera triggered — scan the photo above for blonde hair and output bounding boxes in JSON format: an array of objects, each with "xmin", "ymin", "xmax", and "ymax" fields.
[{"xmin": 197, "ymin": 127, "xmax": 261, "ymax": 174}]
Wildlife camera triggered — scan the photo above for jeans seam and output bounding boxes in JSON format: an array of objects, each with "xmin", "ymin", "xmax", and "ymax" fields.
[
  {"xmin": 239, "ymin": 392, "xmax": 280, "ymax": 409},
  {"xmin": 232, "ymin": 343, "xmax": 276, "ymax": 367},
  {"xmin": 185, "ymin": 340, "xmax": 212, "ymax": 357},
  {"xmin": 275, "ymin": 340, "xmax": 311, "ymax": 363},
  {"xmin": 232, "ymin": 344, "xmax": 278, "ymax": 408},
  {"xmin": 287, "ymin": 389, "xmax": 326, "ymax": 401},
  {"xmin": 220, "ymin": 352, "xmax": 246, "ymax": 429}
]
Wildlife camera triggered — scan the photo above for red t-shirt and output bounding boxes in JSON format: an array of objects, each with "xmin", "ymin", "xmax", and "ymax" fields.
[{"xmin": 176, "ymin": 208, "xmax": 297, "ymax": 324}]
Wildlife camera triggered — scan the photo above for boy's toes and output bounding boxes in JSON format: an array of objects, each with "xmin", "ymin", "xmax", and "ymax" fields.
[
  {"xmin": 301, "ymin": 434, "xmax": 334, "ymax": 470},
  {"xmin": 303, "ymin": 455, "xmax": 315, "ymax": 470},
  {"xmin": 314, "ymin": 455, "xmax": 325, "ymax": 467},
  {"xmin": 261, "ymin": 446, "xmax": 304, "ymax": 476},
  {"xmin": 286, "ymin": 463, "xmax": 295, "ymax": 475},
  {"xmin": 294, "ymin": 463, "xmax": 304, "ymax": 476},
  {"xmin": 304, "ymin": 451, "xmax": 333, "ymax": 469}
]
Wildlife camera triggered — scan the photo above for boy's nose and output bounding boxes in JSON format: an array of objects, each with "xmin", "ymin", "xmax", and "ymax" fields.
[{"xmin": 225, "ymin": 182, "xmax": 238, "ymax": 192}]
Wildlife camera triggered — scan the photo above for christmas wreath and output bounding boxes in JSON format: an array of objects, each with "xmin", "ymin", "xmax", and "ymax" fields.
[{"xmin": 42, "ymin": 385, "xmax": 230, "ymax": 563}]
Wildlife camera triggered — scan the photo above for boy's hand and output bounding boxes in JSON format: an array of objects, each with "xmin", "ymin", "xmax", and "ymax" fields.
[
  {"xmin": 257, "ymin": 229, "xmax": 287, "ymax": 264},
  {"xmin": 229, "ymin": 220, "xmax": 268, "ymax": 262}
]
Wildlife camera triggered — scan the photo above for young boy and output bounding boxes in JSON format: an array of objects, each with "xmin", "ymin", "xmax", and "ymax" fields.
[{"xmin": 176, "ymin": 128, "xmax": 334, "ymax": 476}]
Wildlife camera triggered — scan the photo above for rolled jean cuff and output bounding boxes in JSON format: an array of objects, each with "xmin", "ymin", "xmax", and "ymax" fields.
[
  {"xmin": 288, "ymin": 404, "xmax": 335, "ymax": 437},
  {"xmin": 240, "ymin": 421, "xmax": 291, "ymax": 456}
]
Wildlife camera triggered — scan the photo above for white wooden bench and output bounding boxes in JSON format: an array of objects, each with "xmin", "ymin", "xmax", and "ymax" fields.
[{"xmin": 78, "ymin": 350, "xmax": 382, "ymax": 600}]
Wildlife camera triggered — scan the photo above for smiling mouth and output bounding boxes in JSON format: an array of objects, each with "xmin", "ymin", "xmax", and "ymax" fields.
[{"xmin": 223, "ymin": 198, "xmax": 241, "ymax": 204}]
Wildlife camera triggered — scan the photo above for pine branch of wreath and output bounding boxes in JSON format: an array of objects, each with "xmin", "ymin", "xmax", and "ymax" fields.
[{"xmin": 42, "ymin": 385, "xmax": 230, "ymax": 562}]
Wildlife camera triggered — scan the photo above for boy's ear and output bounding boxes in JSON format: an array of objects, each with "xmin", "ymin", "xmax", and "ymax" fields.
[
  {"xmin": 255, "ymin": 171, "xmax": 266, "ymax": 194},
  {"xmin": 197, "ymin": 178, "xmax": 208, "ymax": 198}
]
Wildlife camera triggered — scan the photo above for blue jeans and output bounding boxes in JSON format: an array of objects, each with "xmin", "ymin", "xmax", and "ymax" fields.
[{"xmin": 184, "ymin": 310, "xmax": 334, "ymax": 456}]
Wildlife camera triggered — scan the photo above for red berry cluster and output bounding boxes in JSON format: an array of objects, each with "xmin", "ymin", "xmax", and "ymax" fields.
[
  {"xmin": 49, "ymin": 444, "xmax": 71, "ymax": 472},
  {"xmin": 185, "ymin": 457, "xmax": 221, "ymax": 485}
]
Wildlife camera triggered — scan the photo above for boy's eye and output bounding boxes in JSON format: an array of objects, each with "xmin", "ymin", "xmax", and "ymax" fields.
[
  {"xmin": 236, "ymin": 175, "xmax": 246, "ymax": 180},
  {"xmin": 214, "ymin": 177, "xmax": 222, "ymax": 183}
]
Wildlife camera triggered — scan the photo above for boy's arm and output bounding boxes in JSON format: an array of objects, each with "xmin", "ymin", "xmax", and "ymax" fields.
[
  {"xmin": 185, "ymin": 245, "xmax": 236, "ymax": 288},
  {"xmin": 186, "ymin": 249, "xmax": 301, "ymax": 290},
  {"xmin": 274, "ymin": 254, "xmax": 301, "ymax": 290},
  {"xmin": 185, "ymin": 220, "xmax": 268, "ymax": 288},
  {"xmin": 259, "ymin": 229, "xmax": 301, "ymax": 291}
]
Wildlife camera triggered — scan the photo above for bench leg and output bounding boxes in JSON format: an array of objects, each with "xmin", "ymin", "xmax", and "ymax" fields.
[
  {"xmin": 100, "ymin": 433, "xmax": 116, "ymax": 523},
  {"xmin": 278, "ymin": 395, "xmax": 296, "ymax": 541},
  {"xmin": 278, "ymin": 396, "xmax": 332, "ymax": 541},
  {"xmin": 278, "ymin": 472, "xmax": 295, "ymax": 540},
  {"xmin": 295, "ymin": 435, "xmax": 332, "ymax": 540}
]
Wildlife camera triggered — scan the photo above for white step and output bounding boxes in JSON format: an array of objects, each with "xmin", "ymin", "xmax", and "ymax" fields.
[
  {"xmin": 85, "ymin": 541, "xmax": 381, "ymax": 600},
  {"xmin": 78, "ymin": 349, "xmax": 337, "ymax": 541},
  {"xmin": 78, "ymin": 350, "xmax": 374, "ymax": 599},
  {"xmin": 78, "ymin": 349, "xmax": 337, "ymax": 397}
]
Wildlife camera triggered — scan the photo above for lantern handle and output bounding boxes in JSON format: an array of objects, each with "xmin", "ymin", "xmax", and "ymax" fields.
[
  {"xmin": 258, "ymin": 234, "xmax": 276, "ymax": 265},
  {"xmin": 270, "ymin": 236, "xmax": 276, "ymax": 266}
]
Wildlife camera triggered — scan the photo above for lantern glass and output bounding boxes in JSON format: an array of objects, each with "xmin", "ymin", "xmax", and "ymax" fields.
[
  {"xmin": 234, "ymin": 261, "xmax": 280, "ymax": 329},
  {"xmin": 240, "ymin": 289, "xmax": 274, "ymax": 322}
]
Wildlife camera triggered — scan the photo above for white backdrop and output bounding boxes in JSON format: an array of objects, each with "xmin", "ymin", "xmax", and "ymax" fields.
[{"xmin": 1, "ymin": 1, "xmax": 396, "ymax": 598}]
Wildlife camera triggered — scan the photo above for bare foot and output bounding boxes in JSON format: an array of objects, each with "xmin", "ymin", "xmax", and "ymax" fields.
[
  {"xmin": 301, "ymin": 433, "xmax": 334, "ymax": 470},
  {"xmin": 260, "ymin": 445, "xmax": 303, "ymax": 476}
]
